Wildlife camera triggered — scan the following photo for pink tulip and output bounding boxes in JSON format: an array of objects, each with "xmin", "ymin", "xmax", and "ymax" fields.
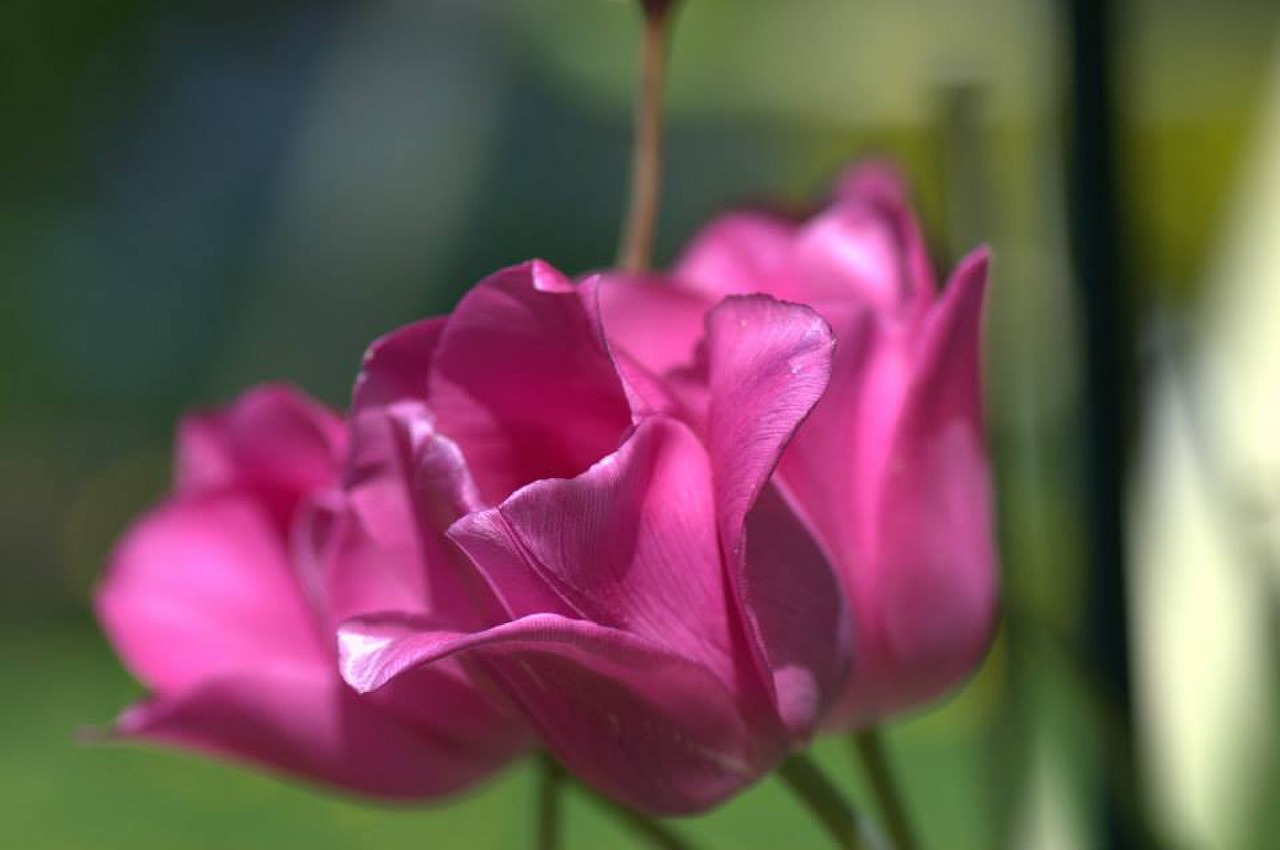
[
  {"xmin": 337, "ymin": 260, "xmax": 852, "ymax": 814},
  {"xmin": 95, "ymin": 384, "xmax": 529, "ymax": 798},
  {"xmin": 600, "ymin": 162, "xmax": 998, "ymax": 728}
]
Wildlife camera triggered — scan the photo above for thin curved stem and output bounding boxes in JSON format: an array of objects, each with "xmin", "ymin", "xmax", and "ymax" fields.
[
  {"xmin": 851, "ymin": 729, "xmax": 919, "ymax": 850},
  {"xmin": 536, "ymin": 754, "xmax": 563, "ymax": 850},
  {"xmin": 778, "ymin": 753, "xmax": 870, "ymax": 850},
  {"xmin": 617, "ymin": 0, "xmax": 677, "ymax": 272},
  {"xmin": 580, "ymin": 786, "xmax": 704, "ymax": 850}
]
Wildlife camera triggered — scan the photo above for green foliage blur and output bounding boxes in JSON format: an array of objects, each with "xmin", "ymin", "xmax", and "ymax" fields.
[{"xmin": 3, "ymin": 1, "xmax": 1278, "ymax": 848}]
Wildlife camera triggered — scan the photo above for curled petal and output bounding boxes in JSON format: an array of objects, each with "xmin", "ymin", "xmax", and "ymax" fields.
[
  {"xmin": 311, "ymin": 403, "xmax": 492, "ymax": 628},
  {"xmin": 702, "ymin": 296, "xmax": 848, "ymax": 735},
  {"xmin": 449, "ymin": 417, "xmax": 740, "ymax": 693},
  {"xmin": 427, "ymin": 260, "xmax": 632, "ymax": 504},
  {"xmin": 352, "ymin": 317, "xmax": 446, "ymax": 411},
  {"xmin": 592, "ymin": 271, "xmax": 714, "ymax": 379},
  {"xmin": 775, "ymin": 304, "xmax": 884, "ymax": 577},
  {"xmin": 339, "ymin": 612, "xmax": 778, "ymax": 814}
]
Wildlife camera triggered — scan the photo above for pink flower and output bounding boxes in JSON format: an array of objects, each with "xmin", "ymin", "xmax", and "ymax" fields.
[
  {"xmin": 600, "ymin": 162, "xmax": 998, "ymax": 728},
  {"xmin": 95, "ymin": 385, "xmax": 529, "ymax": 798},
  {"xmin": 336, "ymin": 260, "xmax": 852, "ymax": 814}
]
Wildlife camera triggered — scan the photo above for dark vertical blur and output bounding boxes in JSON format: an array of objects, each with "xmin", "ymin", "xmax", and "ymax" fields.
[{"xmin": 1064, "ymin": 0, "xmax": 1144, "ymax": 847}]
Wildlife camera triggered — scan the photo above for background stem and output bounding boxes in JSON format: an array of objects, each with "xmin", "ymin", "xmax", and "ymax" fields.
[
  {"xmin": 579, "ymin": 785, "xmax": 703, "ymax": 850},
  {"xmin": 617, "ymin": 1, "xmax": 676, "ymax": 272},
  {"xmin": 537, "ymin": 754, "xmax": 563, "ymax": 850},
  {"xmin": 778, "ymin": 753, "xmax": 869, "ymax": 850},
  {"xmin": 852, "ymin": 729, "xmax": 919, "ymax": 850}
]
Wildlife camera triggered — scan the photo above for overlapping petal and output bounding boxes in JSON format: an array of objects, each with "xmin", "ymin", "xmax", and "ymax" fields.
[
  {"xmin": 175, "ymin": 384, "xmax": 346, "ymax": 529},
  {"xmin": 97, "ymin": 384, "xmax": 531, "ymax": 800},
  {"xmin": 332, "ymin": 272, "xmax": 853, "ymax": 812},
  {"xmin": 97, "ymin": 495, "xmax": 326, "ymax": 693},
  {"xmin": 675, "ymin": 211, "xmax": 797, "ymax": 298},
  {"xmin": 601, "ymin": 164, "xmax": 998, "ymax": 729},
  {"xmin": 112, "ymin": 666, "xmax": 519, "ymax": 800},
  {"xmin": 340, "ymin": 612, "xmax": 770, "ymax": 814},
  {"xmin": 701, "ymin": 296, "xmax": 848, "ymax": 736},
  {"xmin": 856, "ymin": 249, "xmax": 996, "ymax": 720},
  {"xmin": 427, "ymin": 261, "xmax": 632, "ymax": 504}
]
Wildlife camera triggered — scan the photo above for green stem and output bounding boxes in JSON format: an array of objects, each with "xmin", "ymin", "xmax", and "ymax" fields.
[
  {"xmin": 617, "ymin": 0, "xmax": 677, "ymax": 272},
  {"xmin": 778, "ymin": 753, "xmax": 869, "ymax": 850},
  {"xmin": 851, "ymin": 729, "xmax": 919, "ymax": 850},
  {"xmin": 536, "ymin": 754, "xmax": 563, "ymax": 850},
  {"xmin": 580, "ymin": 786, "xmax": 703, "ymax": 850}
]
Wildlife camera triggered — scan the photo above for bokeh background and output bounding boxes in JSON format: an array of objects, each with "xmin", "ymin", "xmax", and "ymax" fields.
[{"xmin": 4, "ymin": 1, "xmax": 1280, "ymax": 847}]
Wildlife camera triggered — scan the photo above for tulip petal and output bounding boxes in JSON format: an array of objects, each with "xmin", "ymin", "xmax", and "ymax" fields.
[
  {"xmin": 448, "ymin": 417, "xmax": 740, "ymax": 691},
  {"xmin": 428, "ymin": 261, "xmax": 632, "ymax": 504},
  {"xmin": 96, "ymin": 495, "xmax": 326, "ymax": 694},
  {"xmin": 175, "ymin": 385, "xmax": 345, "ymax": 528},
  {"xmin": 675, "ymin": 211, "xmax": 797, "ymax": 298},
  {"xmin": 774, "ymin": 304, "xmax": 884, "ymax": 573},
  {"xmin": 592, "ymin": 271, "xmax": 714, "ymax": 377},
  {"xmin": 783, "ymin": 189, "xmax": 936, "ymax": 318},
  {"xmin": 675, "ymin": 211, "xmax": 793, "ymax": 300},
  {"xmin": 339, "ymin": 612, "xmax": 775, "ymax": 814},
  {"xmin": 352, "ymin": 316, "xmax": 447, "ymax": 410},
  {"xmin": 872, "ymin": 248, "xmax": 997, "ymax": 709},
  {"xmin": 833, "ymin": 160, "xmax": 937, "ymax": 312},
  {"xmin": 743, "ymin": 483, "xmax": 852, "ymax": 736},
  {"xmin": 112, "ymin": 665, "xmax": 526, "ymax": 800},
  {"xmin": 702, "ymin": 296, "xmax": 848, "ymax": 734}
]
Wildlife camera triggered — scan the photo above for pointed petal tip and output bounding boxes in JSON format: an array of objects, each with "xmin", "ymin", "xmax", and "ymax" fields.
[
  {"xmin": 528, "ymin": 258, "xmax": 574, "ymax": 293},
  {"xmin": 835, "ymin": 159, "xmax": 911, "ymax": 206},
  {"xmin": 336, "ymin": 623, "xmax": 399, "ymax": 694},
  {"xmin": 955, "ymin": 245, "xmax": 992, "ymax": 284}
]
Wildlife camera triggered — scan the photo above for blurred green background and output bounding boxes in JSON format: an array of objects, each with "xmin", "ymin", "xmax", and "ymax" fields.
[{"xmin": 4, "ymin": 1, "xmax": 1280, "ymax": 847}]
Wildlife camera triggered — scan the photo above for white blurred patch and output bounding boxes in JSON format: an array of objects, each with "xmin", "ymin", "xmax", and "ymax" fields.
[
  {"xmin": 1013, "ymin": 737, "xmax": 1086, "ymax": 850},
  {"xmin": 1130, "ymin": 43, "xmax": 1280, "ymax": 850}
]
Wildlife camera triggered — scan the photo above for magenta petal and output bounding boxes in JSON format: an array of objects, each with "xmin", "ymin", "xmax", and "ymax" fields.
[
  {"xmin": 674, "ymin": 211, "xmax": 798, "ymax": 299},
  {"xmin": 783, "ymin": 190, "xmax": 936, "ymax": 317},
  {"xmin": 339, "ymin": 612, "xmax": 777, "ymax": 814},
  {"xmin": 775, "ymin": 304, "xmax": 884, "ymax": 575},
  {"xmin": 831, "ymin": 160, "xmax": 937, "ymax": 311},
  {"xmin": 577, "ymin": 274, "xmax": 684, "ymax": 419},
  {"xmin": 428, "ymin": 260, "xmax": 632, "ymax": 504},
  {"xmin": 743, "ymin": 483, "xmax": 852, "ymax": 736},
  {"xmin": 790, "ymin": 203, "xmax": 919, "ymax": 313},
  {"xmin": 175, "ymin": 385, "xmax": 345, "ymax": 526},
  {"xmin": 114, "ymin": 667, "xmax": 525, "ymax": 800},
  {"xmin": 702, "ymin": 296, "xmax": 848, "ymax": 734},
  {"xmin": 445, "ymin": 507, "xmax": 582, "ymax": 622},
  {"xmin": 450, "ymin": 417, "xmax": 739, "ymax": 690},
  {"xmin": 96, "ymin": 495, "xmax": 326, "ymax": 693},
  {"xmin": 704, "ymin": 296, "xmax": 835, "ymax": 532},
  {"xmin": 352, "ymin": 317, "xmax": 447, "ymax": 410},
  {"xmin": 834, "ymin": 160, "xmax": 912, "ymax": 206},
  {"xmin": 872, "ymin": 248, "xmax": 997, "ymax": 708},
  {"xmin": 314, "ymin": 402, "xmax": 490, "ymax": 627},
  {"xmin": 592, "ymin": 272, "xmax": 715, "ymax": 377}
]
